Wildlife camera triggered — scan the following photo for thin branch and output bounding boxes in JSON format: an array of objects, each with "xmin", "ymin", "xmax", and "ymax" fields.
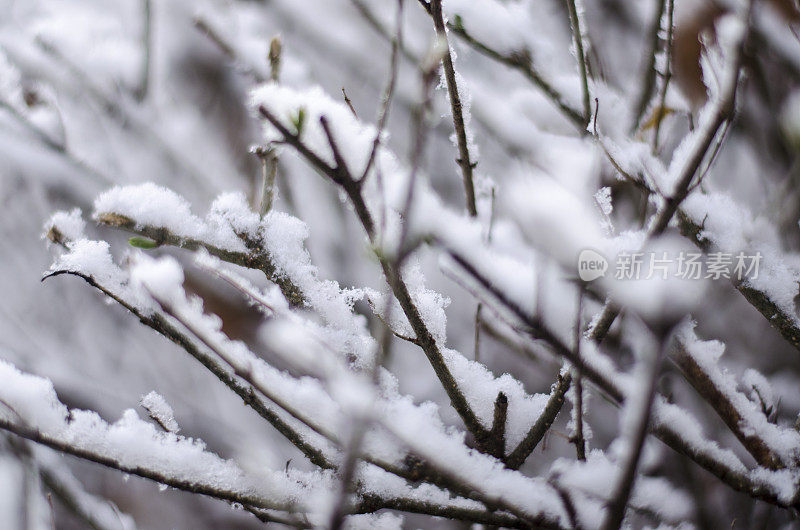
[
  {"xmin": 631, "ymin": 0, "xmax": 668, "ymax": 131},
  {"xmin": 429, "ymin": 0, "xmax": 478, "ymax": 216},
  {"xmin": 441, "ymin": 17, "xmax": 585, "ymax": 129},
  {"xmin": 256, "ymin": 147, "xmax": 279, "ymax": 216},
  {"xmin": 359, "ymin": 0, "xmax": 404, "ymax": 184},
  {"xmin": 652, "ymin": 0, "xmax": 676, "ymax": 150},
  {"xmin": 269, "ymin": 36, "xmax": 282, "ymax": 82},
  {"xmin": 565, "ymin": 0, "xmax": 592, "ymax": 126},
  {"xmin": 569, "ymin": 289, "xmax": 587, "ymax": 462},
  {"xmin": 357, "ymin": 493, "xmax": 535, "ymax": 529},
  {"xmin": 474, "ymin": 188, "xmax": 496, "ymax": 363},
  {"xmin": 600, "ymin": 333, "xmax": 668, "ymax": 530},
  {"xmin": 42, "ymin": 270, "xmax": 332, "ymax": 470},
  {"xmin": 341, "ymin": 88, "xmax": 358, "ymax": 118},
  {"xmin": 487, "ymin": 392, "xmax": 508, "ymax": 459}
]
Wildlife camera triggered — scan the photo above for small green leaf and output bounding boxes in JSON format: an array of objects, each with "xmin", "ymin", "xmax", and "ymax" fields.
[
  {"xmin": 290, "ymin": 106, "xmax": 306, "ymax": 136},
  {"xmin": 453, "ymin": 14, "xmax": 464, "ymax": 31},
  {"xmin": 129, "ymin": 236, "xmax": 159, "ymax": 249}
]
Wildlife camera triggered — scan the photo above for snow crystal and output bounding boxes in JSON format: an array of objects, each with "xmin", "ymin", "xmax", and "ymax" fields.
[{"xmin": 140, "ymin": 391, "xmax": 180, "ymax": 433}]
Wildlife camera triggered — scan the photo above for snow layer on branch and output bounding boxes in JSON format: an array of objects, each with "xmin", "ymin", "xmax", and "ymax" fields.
[
  {"xmin": 0, "ymin": 360, "xmax": 319, "ymax": 508},
  {"xmin": 260, "ymin": 208, "xmax": 376, "ymax": 366},
  {"xmin": 681, "ymin": 191, "xmax": 800, "ymax": 329},
  {"xmin": 652, "ymin": 397, "xmax": 748, "ymax": 475},
  {"xmin": 140, "ymin": 391, "xmax": 180, "ymax": 434},
  {"xmin": 93, "ymin": 183, "xmax": 377, "ymax": 366},
  {"xmin": 45, "ymin": 237, "xmax": 158, "ymax": 314},
  {"xmin": 677, "ymin": 323, "xmax": 800, "ymax": 465},
  {"xmin": 204, "ymin": 191, "xmax": 377, "ymax": 367},
  {"xmin": 44, "ymin": 208, "xmax": 85, "ymax": 242},
  {"xmin": 93, "ymin": 183, "xmax": 248, "ymax": 253},
  {"xmin": 346, "ymin": 512, "xmax": 403, "ymax": 529},
  {"xmin": 443, "ymin": 347, "xmax": 550, "ymax": 444}
]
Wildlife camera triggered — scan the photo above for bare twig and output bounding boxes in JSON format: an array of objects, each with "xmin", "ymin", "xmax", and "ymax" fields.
[
  {"xmin": 269, "ymin": 36, "xmax": 282, "ymax": 82},
  {"xmin": 341, "ymin": 88, "xmax": 358, "ymax": 118},
  {"xmin": 652, "ymin": 0, "xmax": 675, "ymax": 150},
  {"xmin": 569, "ymin": 289, "xmax": 587, "ymax": 461},
  {"xmin": 631, "ymin": 0, "xmax": 668, "ymax": 131},
  {"xmin": 428, "ymin": 0, "xmax": 478, "ymax": 216},
  {"xmin": 255, "ymin": 146, "xmax": 279, "ymax": 216},
  {"xmin": 358, "ymin": 0, "xmax": 404, "ymax": 183},
  {"xmin": 565, "ymin": 0, "xmax": 592, "ymax": 126},
  {"xmin": 487, "ymin": 392, "xmax": 508, "ymax": 459},
  {"xmin": 505, "ymin": 371, "xmax": 571, "ymax": 470},
  {"xmin": 439, "ymin": 16, "xmax": 585, "ymax": 129}
]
